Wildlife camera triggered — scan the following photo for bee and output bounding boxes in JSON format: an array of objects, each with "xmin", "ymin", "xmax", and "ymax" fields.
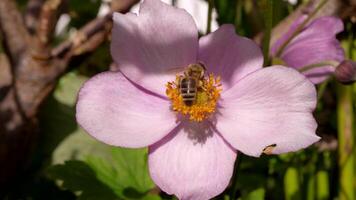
[{"xmin": 178, "ymin": 63, "xmax": 206, "ymax": 106}]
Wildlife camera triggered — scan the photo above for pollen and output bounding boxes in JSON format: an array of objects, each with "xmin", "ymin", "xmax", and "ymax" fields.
[{"xmin": 166, "ymin": 74, "xmax": 222, "ymax": 122}]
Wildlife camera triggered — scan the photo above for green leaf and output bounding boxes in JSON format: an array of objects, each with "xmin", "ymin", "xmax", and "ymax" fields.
[
  {"xmin": 53, "ymin": 72, "xmax": 87, "ymax": 105},
  {"xmin": 284, "ymin": 167, "xmax": 301, "ymax": 200},
  {"xmin": 111, "ymin": 148, "xmax": 154, "ymax": 192},
  {"xmin": 37, "ymin": 72, "xmax": 89, "ymax": 165},
  {"xmin": 86, "ymin": 148, "xmax": 158, "ymax": 200},
  {"xmin": 38, "ymin": 72, "xmax": 112, "ymax": 165},
  {"xmin": 239, "ymin": 188, "xmax": 265, "ymax": 200},
  {"xmin": 47, "ymin": 160, "xmax": 119, "ymax": 200}
]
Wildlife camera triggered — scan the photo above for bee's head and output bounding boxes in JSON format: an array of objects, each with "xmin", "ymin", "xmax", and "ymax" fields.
[{"xmin": 187, "ymin": 62, "xmax": 206, "ymax": 78}]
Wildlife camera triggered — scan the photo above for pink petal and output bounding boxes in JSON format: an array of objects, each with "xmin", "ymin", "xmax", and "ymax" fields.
[
  {"xmin": 111, "ymin": 0, "xmax": 199, "ymax": 96},
  {"xmin": 272, "ymin": 16, "xmax": 345, "ymax": 84},
  {"xmin": 217, "ymin": 66, "xmax": 320, "ymax": 157},
  {"xmin": 76, "ymin": 71, "xmax": 178, "ymax": 148},
  {"xmin": 149, "ymin": 122, "xmax": 236, "ymax": 200},
  {"xmin": 270, "ymin": 15, "xmax": 307, "ymax": 55},
  {"xmin": 198, "ymin": 24, "xmax": 263, "ymax": 91}
]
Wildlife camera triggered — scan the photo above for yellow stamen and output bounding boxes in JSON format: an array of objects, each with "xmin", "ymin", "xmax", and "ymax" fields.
[{"xmin": 166, "ymin": 74, "xmax": 222, "ymax": 122}]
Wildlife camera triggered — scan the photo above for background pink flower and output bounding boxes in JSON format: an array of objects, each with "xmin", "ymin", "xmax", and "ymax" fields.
[
  {"xmin": 271, "ymin": 15, "xmax": 345, "ymax": 84},
  {"xmin": 76, "ymin": 0, "xmax": 320, "ymax": 199}
]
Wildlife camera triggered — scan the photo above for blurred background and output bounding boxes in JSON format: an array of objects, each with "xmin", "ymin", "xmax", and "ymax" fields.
[{"xmin": 0, "ymin": 0, "xmax": 355, "ymax": 199}]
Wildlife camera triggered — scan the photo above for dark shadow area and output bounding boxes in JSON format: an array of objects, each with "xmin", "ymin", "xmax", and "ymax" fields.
[
  {"xmin": 123, "ymin": 187, "xmax": 148, "ymax": 199},
  {"xmin": 183, "ymin": 121, "xmax": 214, "ymax": 144},
  {"xmin": 46, "ymin": 160, "xmax": 118, "ymax": 200},
  {"xmin": 3, "ymin": 94, "xmax": 78, "ymax": 199},
  {"xmin": 36, "ymin": 94, "xmax": 78, "ymax": 167},
  {"xmin": 0, "ymin": 85, "xmax": 11, "ymax": 102}
]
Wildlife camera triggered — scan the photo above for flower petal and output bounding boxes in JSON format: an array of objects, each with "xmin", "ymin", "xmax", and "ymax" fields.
[
  {"xmin": 198, "ymin": 24, "xmax": 263, "ymax": 91},
  {"xmin": 272, "ymin": 16, "xmax": 345, "ymax": 84},
  {"xmin": 111, "ymin": 0, "xmax": 199, "ymax": 96},
  {"xmin": 149, "ymin": 122, "xmax": 236, "ymax": 200},
  {"xmin": 76, "ymin": 71, "xmax": 178, "ymax": 148},
  {"xmin": 270, "ymin": 15, "xmax": 307, "ymax": 55},
  {"xmin": 216, "ymin": 66, "xmax": 319, "ymax": 157}
]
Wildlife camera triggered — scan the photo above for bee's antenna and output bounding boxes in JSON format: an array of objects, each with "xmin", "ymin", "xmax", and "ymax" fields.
[{"xmin": 197, "ymin": 61, "xmax": 207, "ymax": 70}]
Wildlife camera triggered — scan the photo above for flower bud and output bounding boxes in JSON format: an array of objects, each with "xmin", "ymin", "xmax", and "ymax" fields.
[{"xmin": 335, "ymin": 60, "xmax": 356, "ymax": 84}]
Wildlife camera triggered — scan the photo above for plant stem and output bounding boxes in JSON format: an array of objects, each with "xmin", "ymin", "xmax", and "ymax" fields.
[
  {"xmin": 306, "ymin": 152, "xmax": 318, "ymax": 200},
  {"xmin": 337, "ymin": 84, "xmax": 354, "ymax": 200},
  {"xmin": 284, "ymin": 166, "xmax": 301, "ymax": 200},
  {"xmin": 316, "ymin": 169, "xmax": 329, "ymax": 200},
  {"xmin": 262, "ymin": 0, "xmax": 273, "ymax": 66},
  {"xmin": 306, "ymin": 166, "xmax": 316, "ymax": 200},
  {"xmin": 206, "ymin": 0, "xmax": 214, "ymax": 34},
  {"xmin": 234, "ymin": 0, "xmax": 242, "ymax": 34},
  {"xmin": 317, "ymin": 80, "xmax": 329, "ymax": 102}
]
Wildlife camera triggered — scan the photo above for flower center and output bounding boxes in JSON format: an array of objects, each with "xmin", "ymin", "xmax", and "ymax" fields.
[{"xmin": 166, "ymin": 72, "xmax": 222, "ymax": 122}]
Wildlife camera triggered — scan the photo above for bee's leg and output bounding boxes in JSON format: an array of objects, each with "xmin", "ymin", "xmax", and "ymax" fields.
[
  {"xmin": 199, "ymin": 80, "xmax": 208, "ymax": 92},
  {"xmin": 201, "ymin": 86, "xmax": 208, "ymax": 92},
  {"xmin": 176, "ymin": 75, "xmax": 182, "ymax": 87}
]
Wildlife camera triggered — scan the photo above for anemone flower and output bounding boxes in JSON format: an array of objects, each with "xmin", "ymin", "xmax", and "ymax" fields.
[
  {"xmin": 271, "ymin": 15, "xmax": 345, "ymax": 84},
  {"xmin": 76, "ymin": 0, "xmax": 320, "ymax": 199}
]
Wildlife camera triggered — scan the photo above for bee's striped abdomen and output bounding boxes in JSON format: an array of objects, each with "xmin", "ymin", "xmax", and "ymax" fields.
[{"xmin": 180, "ymin": 77, "xmax": 197, "ymax": 106}]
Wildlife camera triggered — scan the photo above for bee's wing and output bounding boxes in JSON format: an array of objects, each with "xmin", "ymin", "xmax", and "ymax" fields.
[{"xmin": 165, "ymin": 66, "xmax": 186, "ymax": 75}]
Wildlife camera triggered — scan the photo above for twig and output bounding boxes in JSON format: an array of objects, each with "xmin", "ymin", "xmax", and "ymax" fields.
[
  {"xmin": 51, "ymin": 0, "xmax": 139, "ymax": 59},
  {"xmin": 51, "ymin": 14, "xmax": 112, "ymax": 58},
  {"xmin": 0, "ymin": 0, "xmax": 30, "ymax": 62},
  {"xmin": 24, "ymin": 0, "xmax": 45, "ymax": 33},
  {"xmin": 37, "ymin": 0, "xmax": 66, "ymax": 46}
]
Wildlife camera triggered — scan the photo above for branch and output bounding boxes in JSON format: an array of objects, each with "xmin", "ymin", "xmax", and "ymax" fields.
[
  {"xmin": 111, "ymin": 0, "xmax": 140, "ymax": 12},
  {"xmin": 51, "ymin": 14, "xmax": 111, "ymax": 58},
  {"xmin": 0, "ymin": 0, "xmax": 30, "ymax": 62},
  {"xmin": 0, "ymin": 54, "xmax": 11, "ymax": 88},
  {"xmin": 24, "ymin": 0, "xmax": 45, "ymax": 33},
  {"xmin": 37, "ymin": 0, "xmax": 66, "ymax": 46},
  {"xmin": 51, "ymin": 0, "xmax": 139, "ymax": 59}
]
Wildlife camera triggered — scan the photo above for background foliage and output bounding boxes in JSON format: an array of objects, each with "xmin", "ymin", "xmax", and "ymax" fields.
[{"xmin": 2, "ymin": 0, "xmax": 356, "ymax": 199}]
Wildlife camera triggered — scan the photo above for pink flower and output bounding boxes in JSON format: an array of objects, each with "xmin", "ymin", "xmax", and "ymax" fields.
[
  {"xmin": 76, "ymin": 0, "xmax": 319, "ymax": 199},
  {"xmin": 271, "ymin": 15, "xmax": 345, "ymax": 84}
]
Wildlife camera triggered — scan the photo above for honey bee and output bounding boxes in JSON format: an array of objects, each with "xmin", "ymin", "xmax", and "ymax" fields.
[{"xmin": 178, "ymin": 63, "xmax": 206, "ymax": 106}]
